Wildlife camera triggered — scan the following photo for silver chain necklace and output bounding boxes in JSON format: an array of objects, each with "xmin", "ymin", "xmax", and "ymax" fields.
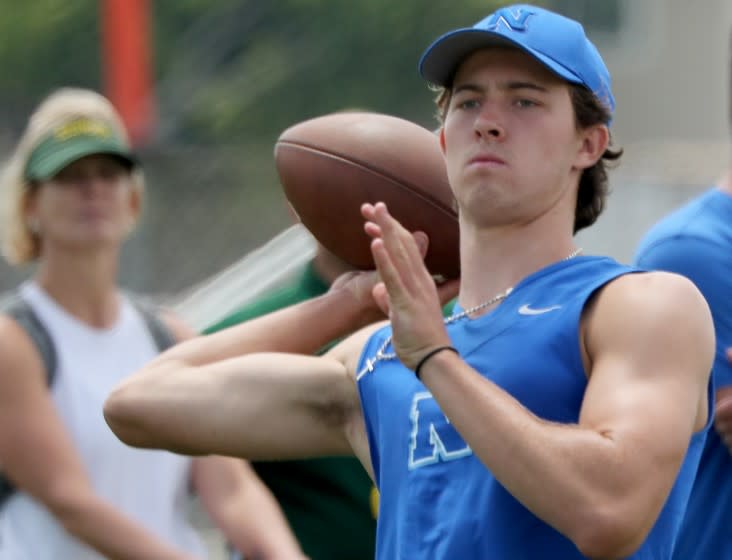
[{"xmin": 356, "ymin": 247, "xmax": 583, "ymax": 380}]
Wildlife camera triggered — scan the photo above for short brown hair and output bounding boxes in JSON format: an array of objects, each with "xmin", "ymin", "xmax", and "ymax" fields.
[{"xmin": 434, "ymin": 84, "xmax": 622, "ymax": 233}]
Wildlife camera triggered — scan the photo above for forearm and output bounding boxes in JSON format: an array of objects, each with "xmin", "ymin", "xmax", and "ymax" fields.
[
  {"xmin": 420, "ymin": 353, "xmax": 672, "ymax": 556},
  {"xmin": 52, "ymin": 488, "xmax": 195, "ymax": 560},
  {"xmin": 158, "ymin": 286, "xmax": 378, "ymax": 367},
  {"xmin": 201, "ymin": 460, "xmax": 305, "ymax": 559},
  {"xmin": 105, "ymin": 353, "xmax": 355, "ymax": 458}
]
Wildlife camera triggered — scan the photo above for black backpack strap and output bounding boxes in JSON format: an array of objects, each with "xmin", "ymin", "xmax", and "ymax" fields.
[
  {"xmin": 128, "ymin": 296, "xmax": 177, "ymax": 352},
  {"xmin": 0, "ymin": 293, "xmax": 58, "ymax": 509},
  {"xmin": 0, "ymin": 293, "xmax": 175, "ymax": 509},
  {"xmin": 2, "ymin": 295, "xmax": 57, "ymax": 385}
]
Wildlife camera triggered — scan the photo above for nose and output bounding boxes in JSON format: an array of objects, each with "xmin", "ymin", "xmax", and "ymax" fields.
[
  {"xmin": 474, "ymin": 103, "xmax": 506, "ymax": 142},
  {"xmin": 78, "ymin": 173, "xmax": 110, "ymax": 197}
]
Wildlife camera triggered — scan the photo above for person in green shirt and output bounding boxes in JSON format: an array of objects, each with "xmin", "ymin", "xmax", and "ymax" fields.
[{"xmin": 204, "ymin": 244, "xmax": 377, "ymax": 560}]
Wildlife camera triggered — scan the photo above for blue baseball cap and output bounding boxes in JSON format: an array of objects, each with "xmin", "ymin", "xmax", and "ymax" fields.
[{"xmin": 418, "ymin": 4, "xmax": 615, "ymax": 119}]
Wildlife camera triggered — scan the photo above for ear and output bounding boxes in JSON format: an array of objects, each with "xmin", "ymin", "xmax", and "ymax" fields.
[
  {"xmin": 574, "ymin": 124, "xmax": 610, "ymax": 171},
  {"xmin": 438, "ymin": 127, "xmax": 447, "ymax": 155},
  {"xmin": 23, "ymin": 187, "xmax": 40, "ymax": 232},
  {"xmin": 127, "ymin": 183, "xmax": 142, "ymax": 228}
]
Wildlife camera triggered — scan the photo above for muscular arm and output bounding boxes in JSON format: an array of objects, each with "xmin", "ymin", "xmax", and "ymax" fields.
[
  {"xmin": 107, "ymin": 351, "xmax": 359, "ymax": 458},
  {"xmin": 635, "ymin": 233, "xmax": 732, "ymax": 450},
  {"xmin": 419, "ymin": 273, "xmax": 713, "ymax": 558},
  {"xmin": 0, "ymin": 318, "xmax": 196, "ymax": 560},
  {"xmin": 363, "ymin": 202, "xmax": 713, "ymax": 558},
  {"xmin": 104, "ymin": 285, "xmax": 381, "ymax": 462}
]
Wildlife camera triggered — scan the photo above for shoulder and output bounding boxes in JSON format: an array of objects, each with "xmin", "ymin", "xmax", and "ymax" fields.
[
  {"xmin": 327, "ymin": 320, "xmax": 390, "ymax": 378},
  {"xmin": 634, "ymin": 232, "xmax": 722, "ymax": 275},
  {"xmin": 0, "ymin": 314, "xmax": 49, "ymax": 392},
  {"xmin": 584, "ymin": 272, "xmax": 714, "ymax": 378},
  {"xmin": 633, "ymin": 231, "xmax": 730, "ymax": 310},
  {"xmin": 588, "ymin": 271, "xmax": 712, "ymax": 331},
  {"xmin": 634, "ymin": 189, "xmax": 727, "ymax": 268}
]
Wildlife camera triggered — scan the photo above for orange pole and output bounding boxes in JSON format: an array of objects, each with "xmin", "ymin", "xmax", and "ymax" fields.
[{"xmin": 101, "ymin": 0, "xmax": 156, "ymax": 146}]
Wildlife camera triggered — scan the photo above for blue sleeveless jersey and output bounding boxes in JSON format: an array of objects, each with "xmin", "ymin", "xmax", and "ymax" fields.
[
  {"xmin": 357, "ymin": 256, "xmax": 712, "ymax": 560},
  {"xmin": 635, "ymin": 188, "xmax": 732, "ymax": 559}
]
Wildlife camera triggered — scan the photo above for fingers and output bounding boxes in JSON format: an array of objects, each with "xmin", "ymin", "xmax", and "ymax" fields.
[
  {"xmin": 372, "ymin": 282, "xmax": 391, "ymax": 316},
  {"xmin": 361, "ymin": 202, "xmax": 429, "ymax": 258},
  {"xmin": 361, "ymin": 202, "xmax": 428, "ymax": 273},
  {"xmin": 370, "ymin": 236, "xmax": 406, "ymax": 300},
  {"xmin": 412, "ymin": 231, "xmax": 429, "ymax": 259}
]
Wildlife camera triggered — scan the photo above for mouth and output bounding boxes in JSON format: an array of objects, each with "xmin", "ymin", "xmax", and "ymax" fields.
[
  {"xmin": 78, "ymin": 208, "xmax": 111, "ymax": 221},
  {"xmin": 467, "ymin": 153, "xmax": 506, "ymax": 167}
]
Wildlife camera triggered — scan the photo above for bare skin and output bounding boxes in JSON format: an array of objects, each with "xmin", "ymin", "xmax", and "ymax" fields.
[
  {"xmin": 105, "ymin": 49, "xmax": 714, "ymax": 560},
  {"xmin": 0, "ymin": 155, "xmax": 305, "ymax": 560}
]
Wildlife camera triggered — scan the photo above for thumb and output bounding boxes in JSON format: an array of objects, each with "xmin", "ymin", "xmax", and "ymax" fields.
[
  {"xmin": 372, "ymin": 282, "xmax": 391, "ymax": 316},
  {"xmin": 412, "ymin": 231, "xmax": 429, "ymax": 259}
]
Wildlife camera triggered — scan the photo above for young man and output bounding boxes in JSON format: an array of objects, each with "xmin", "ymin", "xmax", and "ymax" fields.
[
  {"xmin": 105, "ymin": 5, "xmax": 715, "ymax": 558},
  {"xmin": 633, "ymin": 34, "xmax": 732, "ymax": 559}
]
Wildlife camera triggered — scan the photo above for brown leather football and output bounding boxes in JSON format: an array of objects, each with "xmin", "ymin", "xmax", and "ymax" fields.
[{"xmin": 274, "ymin": 111, "xmax": 460, "ymax": 278}]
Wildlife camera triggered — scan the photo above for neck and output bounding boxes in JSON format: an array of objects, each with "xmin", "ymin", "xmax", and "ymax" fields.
[
  {"xmin": 35, "ymin": 247, "xmax": 121, "ymax": 328},
  {"xmin": 457, "ymin": 216, "xmax": 578, "ymax": 311}
]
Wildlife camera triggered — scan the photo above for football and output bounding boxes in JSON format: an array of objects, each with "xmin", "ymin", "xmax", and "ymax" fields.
[{"xmin": 274, "ymin": 111, "xmax": 460, "ymax": 278}]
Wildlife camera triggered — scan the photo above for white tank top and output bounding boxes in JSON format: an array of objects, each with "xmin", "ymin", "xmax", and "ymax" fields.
[{"xmin": 0, "ymin": 282, "xmax": 207, "ymax": 559}]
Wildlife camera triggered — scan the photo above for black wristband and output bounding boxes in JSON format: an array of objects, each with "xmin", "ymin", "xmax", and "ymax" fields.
[{"xmin": 414, "ymin": 345, "xmax": 459, "ymax": 379}]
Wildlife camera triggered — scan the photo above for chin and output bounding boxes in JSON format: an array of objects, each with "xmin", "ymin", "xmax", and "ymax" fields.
[{"xmin": 68, "ymin": 228, "xmax": 126, "ymax": 248}]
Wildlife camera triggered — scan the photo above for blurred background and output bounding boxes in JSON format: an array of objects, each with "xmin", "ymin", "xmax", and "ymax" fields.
[
  {"xmin": 0, "ymin": 1, "xmax": 729, "ymax": 556},
  {"xmin": 0, "ymin": 0, "xmax": 730, "ymax": 308}
]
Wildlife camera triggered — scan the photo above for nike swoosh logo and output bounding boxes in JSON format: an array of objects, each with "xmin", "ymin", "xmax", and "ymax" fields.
[{"xmin": 518, "ymin": 304, "xmax": 562, "ymax": 316}]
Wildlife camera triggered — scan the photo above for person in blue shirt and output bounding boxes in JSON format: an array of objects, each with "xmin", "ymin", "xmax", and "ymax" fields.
[
  {"xmin": 633, "ymin": 42, "xmax": 732, "ymax": 556},
  {"xmin": 105, "ymin": 5, "xmax": 715, "ymax": 559}
]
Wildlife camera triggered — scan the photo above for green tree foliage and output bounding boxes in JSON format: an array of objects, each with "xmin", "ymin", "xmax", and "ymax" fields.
[
  {"xmin": 152, "ymin": 0, "xmax": 508, "ymax": 144},
  {"xmin": 0, "ymin": 1, "xmax": 99, "ymax": 130},
  {"xmin": 0, "ymin": 1, "xmax": 509, "ymax": 145}
]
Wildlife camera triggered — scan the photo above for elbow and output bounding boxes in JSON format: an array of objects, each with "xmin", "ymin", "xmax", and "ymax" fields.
[
  {"xmin": 103, "ymin": 381, "xmax": 156, "ymax": 449},
  {"xmin": 570, "ymin": 506, "xmax": 648, "ymax": 560}
]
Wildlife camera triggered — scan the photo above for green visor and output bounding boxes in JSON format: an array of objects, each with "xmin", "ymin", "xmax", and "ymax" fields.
[{"xmin": 24, "ymin": 117, "xmax": 137, "ymax": 181}]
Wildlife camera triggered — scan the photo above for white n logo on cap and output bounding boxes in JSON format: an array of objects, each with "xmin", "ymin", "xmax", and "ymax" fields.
[{"xmin": 485, "ymin": 7, "xmax": 534, "ymax": 32}]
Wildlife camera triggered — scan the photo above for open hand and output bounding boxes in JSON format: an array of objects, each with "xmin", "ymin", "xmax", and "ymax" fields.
[
  {"xmin": 330, "ymin": 224, "xmax": 458, "ymax": 327},
  {"xmin": 361, "ymin": 202, "xmax": 458, "ymax": 370}
]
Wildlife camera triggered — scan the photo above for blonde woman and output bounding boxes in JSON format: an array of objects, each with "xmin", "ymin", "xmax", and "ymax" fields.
[{"xmin": 0, "ymin": 88, "xmax": 305, "ymax": 560}]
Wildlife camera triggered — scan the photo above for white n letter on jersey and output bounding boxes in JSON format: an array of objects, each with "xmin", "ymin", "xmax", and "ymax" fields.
[{"xmin": 409, "ymin": 392, "xmax": 472, "ymax": 470}]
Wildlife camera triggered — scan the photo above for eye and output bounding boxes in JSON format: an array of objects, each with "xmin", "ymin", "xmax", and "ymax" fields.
[
  {"xmin": 98, "ymin": 162, "xmax": 127, "ymax": 180},
  {"xmin": 453, "ymin": 97, "xmax": 480, "ymax": 111},
  {"xmin": 54, "ymin": 168, "xmax": 82, "ymax": 184},
  {"xmin": 514, "ymin": 98, "xmax": 538, "ymax": 108},
  {"xmin": 458, "ymin": 99, "xmax": 480, "ymax": 109}
]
